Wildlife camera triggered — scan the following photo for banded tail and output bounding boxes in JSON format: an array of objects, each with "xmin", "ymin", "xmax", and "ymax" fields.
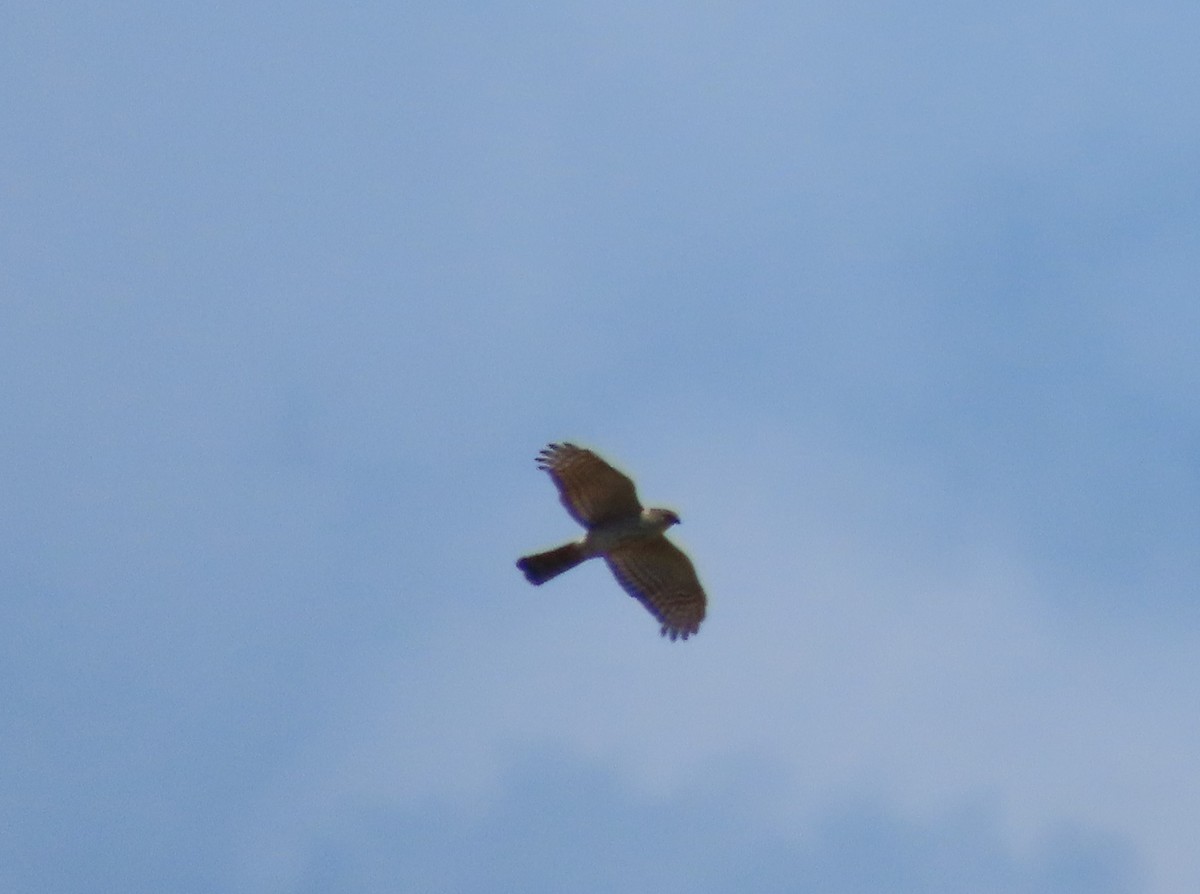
[{"xmin": 517, "ymin": 543, "xmax": 585, "ymax": 585}]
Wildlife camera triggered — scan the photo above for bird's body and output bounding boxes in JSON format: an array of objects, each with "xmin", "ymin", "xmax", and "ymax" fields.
[
  {"xmin": 585, "ymin": 507, "xmax": 681, "ymax": 555},
  {"xmin": 517, "ymin": 443, "xmax": 707, "ymax": 640},
  {"xmin": 518, "ymin": 508, "xmax": 679, "ymax": 582}
]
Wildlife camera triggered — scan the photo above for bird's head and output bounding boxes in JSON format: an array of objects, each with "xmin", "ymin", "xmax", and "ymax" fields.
[{"xmin": 645, "ymin": 507, "xmax": 681, "ymax": 530}]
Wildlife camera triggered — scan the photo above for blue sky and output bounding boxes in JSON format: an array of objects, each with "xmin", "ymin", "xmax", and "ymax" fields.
[{"xmin": 3, "ymin": 3, "xmax": 1199, "ymax": 892}]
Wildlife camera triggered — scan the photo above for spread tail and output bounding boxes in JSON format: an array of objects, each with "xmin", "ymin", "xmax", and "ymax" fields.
[{"xmin": 517, "ymin": 543, "xmax": 585, "ymax": 585}]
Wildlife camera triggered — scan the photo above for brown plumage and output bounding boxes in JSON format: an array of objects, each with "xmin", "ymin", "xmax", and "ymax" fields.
[{"xmin": 516, "ymin": 443, "xmax": 707, "ymax": 640}]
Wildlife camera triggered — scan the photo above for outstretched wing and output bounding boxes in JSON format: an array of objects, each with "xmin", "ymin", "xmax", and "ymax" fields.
[
  {"xmin": 605, "ymin": 536, "xmax": 707, "ymax": 641},
  {"xmin": 536, "ymin": 442, "xmax": 642, "ymax": 528}
]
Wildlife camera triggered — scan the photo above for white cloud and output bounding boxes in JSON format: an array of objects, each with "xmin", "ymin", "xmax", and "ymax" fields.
[{"xmin": 240, "ymin": 437, "xmax": 1198, "ymax": 892}]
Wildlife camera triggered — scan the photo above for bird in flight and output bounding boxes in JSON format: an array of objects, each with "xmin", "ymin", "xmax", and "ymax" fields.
[{"xmin": 516, "ymin": 442, "xmax": 707, "ymax": 640}]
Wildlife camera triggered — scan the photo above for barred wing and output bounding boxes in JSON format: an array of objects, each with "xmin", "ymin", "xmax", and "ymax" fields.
[
  {"xmin": 537, "ymin": 442, "xmax": 642, "ymax": 527},
  {"xmin": 605, "ymin": 536, "xmax": 706, "ymax": 641}
]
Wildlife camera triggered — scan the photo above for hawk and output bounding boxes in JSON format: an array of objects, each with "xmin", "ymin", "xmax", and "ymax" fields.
[{"xmin": 516, "ymin": 442, "xmax": 707, "ymax": 640}]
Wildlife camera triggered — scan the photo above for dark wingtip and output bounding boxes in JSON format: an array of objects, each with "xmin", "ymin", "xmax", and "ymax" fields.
[
  {"xmin": 535, "ymin": 443, "xmax": 559, "ymax": 468},
  {"xmin": 536, "ymin": 442, "xmax": 578, "ymax": 470}
]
